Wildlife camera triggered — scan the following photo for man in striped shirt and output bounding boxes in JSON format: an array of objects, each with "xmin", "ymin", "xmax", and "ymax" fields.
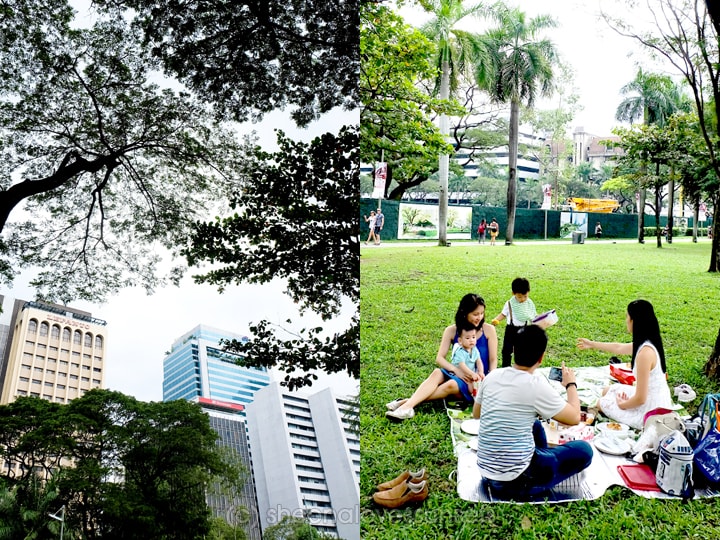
[{"xmin": 472, "ymin": 325, "xmax": 592, "ymax": 499}]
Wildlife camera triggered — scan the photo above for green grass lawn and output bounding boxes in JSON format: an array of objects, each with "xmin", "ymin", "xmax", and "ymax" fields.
[{"xmin": 360, "ymin": 239, "xmax": 720, "ymax": 540}]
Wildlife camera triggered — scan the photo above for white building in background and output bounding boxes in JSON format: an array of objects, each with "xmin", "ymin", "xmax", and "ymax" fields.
[
  {"xmin": 455, "ymin": 129, "xmax": 544, "ymax": 182},
  {"xmin": 246, "ymin": 382, "xmax": 359, "ymax": 540}
]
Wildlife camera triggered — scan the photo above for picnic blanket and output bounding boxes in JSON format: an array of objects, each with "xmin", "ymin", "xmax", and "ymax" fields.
[{"xmin": 449, "ymin": 366, "xmax": 718, "ymax": 503}]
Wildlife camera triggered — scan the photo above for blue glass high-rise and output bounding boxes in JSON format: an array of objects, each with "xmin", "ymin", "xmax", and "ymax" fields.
[{"xmin": 162, "ymin": 324, "xmax": 271, "ymax": 413}]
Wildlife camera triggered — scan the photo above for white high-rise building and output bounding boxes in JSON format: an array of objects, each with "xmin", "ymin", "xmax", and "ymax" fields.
[{"xmin": 246, "ymin": 382, "xmax": 359, "ymax": 540}]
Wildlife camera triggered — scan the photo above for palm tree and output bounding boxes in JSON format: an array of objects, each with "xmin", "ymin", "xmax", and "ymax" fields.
[
  {"xmin": 615, "ymin": 69, "xmax": 689, "ymax": 243},
  {"xmin": 475, "ymin": 7, "xmax": 557, "ymax": 244},
  {"xmin": 419, "ymin": 0, "xmax": 489, "ymax": 246}
]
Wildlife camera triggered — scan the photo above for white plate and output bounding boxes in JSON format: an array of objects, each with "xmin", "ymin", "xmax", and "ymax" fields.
[
  {"xmin": 593, "ymin": 436, "xmax": 632, "ymax": 455},
  {"xmin": 460, "ymin": 419, "xmax": 480, "ymax": 435},
  {"xmin": 468, "ymin": 437, "xmax": 478, "ymax": 451}
]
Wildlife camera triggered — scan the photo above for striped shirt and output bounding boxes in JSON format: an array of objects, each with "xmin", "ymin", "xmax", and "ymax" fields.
[
  {"xmin": 502, "ymin": 296, "xmax": 537, "ymax": 326},
  {"xmin": 475, "ymin": 367, "xmax": 566, "ymax": 481}
]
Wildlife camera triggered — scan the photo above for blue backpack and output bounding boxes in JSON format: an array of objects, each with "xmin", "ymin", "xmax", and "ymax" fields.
[{"xmin": 693, "ymin": 394, "xmax": 720, "ymax": 485}]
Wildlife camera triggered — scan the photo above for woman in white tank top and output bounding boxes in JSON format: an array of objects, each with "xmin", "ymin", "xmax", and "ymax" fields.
[{"xmin": 576, "ymin": 300, "xmax": 673, "ymax": 429}]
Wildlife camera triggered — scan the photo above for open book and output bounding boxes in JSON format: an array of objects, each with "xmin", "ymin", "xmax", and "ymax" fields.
[{"xmin": 532, "ymin": 309, "xmax": 558, "ymax": 329}]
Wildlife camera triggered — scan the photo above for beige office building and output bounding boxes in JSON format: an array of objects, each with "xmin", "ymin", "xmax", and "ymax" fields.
[{"xmin": 0, "ymin": 298, "xmax": 107, "ymax": 405}]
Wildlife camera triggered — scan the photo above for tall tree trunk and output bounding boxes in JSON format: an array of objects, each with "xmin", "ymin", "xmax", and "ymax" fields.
[
  {"xmin": 709, "ymin": 198, "xmax": 720, "ymax": 272},
  {"xmin": 703, "ymin": 325, "xmax": 720, "ymax": 380},
  {"xmin": 438, "ymin": 61, "xmax": 450, "ymax": 247},
  {"xmin": 505, "ymin": 98, "xmax": 520, "ymax": 245},
  {"xmin": 667, "ymin": 171, "xmax": 674, "ymax": 244},
  {"xmin": 638, "ymin": 187, "xmax": 646, "ymax": 243},
  {"xmin": 655, "ymin": 185, "xmax": 662, "ymax": 248}
]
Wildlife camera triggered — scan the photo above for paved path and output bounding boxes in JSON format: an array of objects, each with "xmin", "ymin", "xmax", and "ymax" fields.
[{"xmin": 362, "ymin": 236, "xmax": 709, "ymax": 248}]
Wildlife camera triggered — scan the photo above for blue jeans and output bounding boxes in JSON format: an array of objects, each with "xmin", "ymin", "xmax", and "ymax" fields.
[{"xmin": 487, "ymin": 420, "xmax": 593, "ymax": 498}]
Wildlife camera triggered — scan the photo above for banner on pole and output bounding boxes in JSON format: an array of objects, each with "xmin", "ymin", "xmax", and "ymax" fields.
[
  {"xmin": 541, "ymin": 183, "xmax": 552, "ymax": 210},
  {"xmin": 372, "ymin": 162, "xmax": 387, "ymax": 199}
]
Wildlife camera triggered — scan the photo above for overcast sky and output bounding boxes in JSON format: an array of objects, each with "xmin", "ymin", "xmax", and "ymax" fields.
[
  {"xmin": 398, "ymin": 0, "xmax": 674, "ymax": 136},
  {"xmin": 1, "ymin": 1, "xmax": 359, "ymax": 403}
]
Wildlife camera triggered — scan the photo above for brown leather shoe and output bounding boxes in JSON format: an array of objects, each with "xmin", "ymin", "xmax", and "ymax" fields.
[
  {"xmin": 376, "ymin": 468, "xmax": 427, "ymax": 491},
  {"xmin": 373, "ymin": 480, "xmax": 428, "ymax": 509}
]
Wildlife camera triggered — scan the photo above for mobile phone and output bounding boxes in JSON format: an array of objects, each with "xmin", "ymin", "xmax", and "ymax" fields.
[{"xmin": 548, "ymin": 366, "xmax": 563, "ymax": 382}]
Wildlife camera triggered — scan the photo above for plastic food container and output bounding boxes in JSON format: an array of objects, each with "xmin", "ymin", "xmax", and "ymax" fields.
[{"xmin": 596, "ymin": 421, "xmax": 630, "ymax": 439}]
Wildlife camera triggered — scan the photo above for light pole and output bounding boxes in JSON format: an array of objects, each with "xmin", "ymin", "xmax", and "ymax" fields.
[{"xmin": 48, "ymin": 505, "xmax": 65, "ymax": 540}]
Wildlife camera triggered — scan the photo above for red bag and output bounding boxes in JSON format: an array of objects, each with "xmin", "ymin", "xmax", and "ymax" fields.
[{"xmin": 610, "ymin": 364, "xmax": 635, "ymax": 385}]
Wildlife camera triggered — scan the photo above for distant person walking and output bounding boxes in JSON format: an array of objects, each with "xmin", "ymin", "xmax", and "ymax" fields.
[
  {"xmin": 374, "ymin": 209, "xmax": 384, "ymax": 245},
  {"xmin": 364, "ymin": 211, "xmax": 377, "ymax": 245},
  {"xmin": 595, "ymin": 221, "xmax": 602, "ymax": 240},
  {"xmin": 477, "ymin": 219, "xmax": 487, "ymax": 244},
  {"xmin": 488, "ymin": 219, "xmax": 499, "ymax": 246}
]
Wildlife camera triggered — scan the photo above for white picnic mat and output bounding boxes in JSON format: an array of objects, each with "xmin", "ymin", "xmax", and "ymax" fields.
[{"xmin": 449, "ymin": 366, "xmax": 715, "ymax": 503}]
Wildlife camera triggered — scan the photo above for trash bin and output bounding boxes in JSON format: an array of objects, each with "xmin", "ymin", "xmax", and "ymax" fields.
[{"xmin": 571, "ymin": 231, "xmax": 585, "ymax": 244}]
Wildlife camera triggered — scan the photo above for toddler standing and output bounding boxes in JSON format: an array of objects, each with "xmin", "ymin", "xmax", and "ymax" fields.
[{"xmin": 491, "ymin": 277, "xmax": 537, "ymax": 367}]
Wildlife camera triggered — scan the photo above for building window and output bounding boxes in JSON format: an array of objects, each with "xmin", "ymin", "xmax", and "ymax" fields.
[
  {"xmin": 84, "ymin": 333, "xmax": 92, "ymax": 347},
  {"xmin": 51, "ymin": 325, "xmax": 60, "ymax": 339},
  {"xmin": 62, "ymin": 328, "xmax": 71, "ymax": 342},
  {"xmin": 28, "ymin": 319, "xmax": 38, "ymax": 334},
  {"xmin": 39, "ymin": 322, "xmax": 49, "ymax": 337},
  {"xmin": 73, "ymin": 330, "xmax": 82, "ymax": 345},
  {"xmin": 95, "ymin": 335, "xmax": 103, "ymax": 349}
]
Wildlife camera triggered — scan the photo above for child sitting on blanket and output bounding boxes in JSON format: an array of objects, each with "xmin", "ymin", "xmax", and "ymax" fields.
[
  {"xmin": 473, "ymin": 325, "xmax": 593, "ymax": 498},
  {"xmin": 451, "ymin": 323, "xmax": 484, "ymax": 377}
]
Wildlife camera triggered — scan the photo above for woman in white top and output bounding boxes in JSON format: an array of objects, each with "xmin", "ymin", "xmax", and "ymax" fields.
[
  {"xmin": 363, "ymin": 211, "xmax": 377, "ymax": 245},
  {"xmin": 577, "ymin": 299, "xmax": 673, "ymax": 429}
]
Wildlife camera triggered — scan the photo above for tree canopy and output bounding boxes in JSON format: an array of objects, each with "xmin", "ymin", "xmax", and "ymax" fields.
[
  {"xmin": 0, "ymin": 390, "xmax": 245, "ymax": 538},
  {"xmin": 0, "ymin": 1, "xmax": 241, "ymax": 303},
  {"xmin": 94, "ymin": 0, "xmax": 359, "ymax": 127},
  {"xmin": 184, "ymin": 127, "xmax": 359, "ymax": 390},
  {"xmin": 602, "ymin": 0, "xmax": 720, "ymax": 269},
  {"xmin": 360, "ymin": 1, "xmax": 461, "ymax": 201}
]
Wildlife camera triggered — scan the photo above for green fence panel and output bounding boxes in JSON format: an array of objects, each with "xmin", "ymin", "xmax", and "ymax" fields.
[{"xmin": 360, "ymin": 198, "xmax": 699, "ymax": 240}]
